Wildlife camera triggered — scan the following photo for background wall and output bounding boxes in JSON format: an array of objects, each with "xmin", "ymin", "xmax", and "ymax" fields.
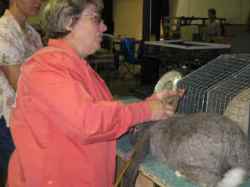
[
  {"xmin": 113, "ymin": 0, "xmax": 143, "ymax": 39},
  {"xmin": 113, "ymin": 0, "xmax": 250, "ymax": 39},
  {"xmin": 170, "ymin": 0, "xmax": 250, "ymax": 24}
]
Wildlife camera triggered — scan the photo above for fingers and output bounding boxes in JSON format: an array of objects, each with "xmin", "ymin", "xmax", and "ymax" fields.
[
  {"xmin": 177, "ymin": 89, "xmax": 185, "ymax": 97},
  {"xmin": 148, "ymin": 99, "xmax": 176, "ymax": 121},
  {"xmin": 146, "ymin": 89, "xmax": 186, "ymax": 121},
  {"xmin": 150, "ymin": 89, "xmax": 185, "ymax": 100},
  {"xmin": 164, "ymin": 103, "xmax": 175, "ymax": 117}
]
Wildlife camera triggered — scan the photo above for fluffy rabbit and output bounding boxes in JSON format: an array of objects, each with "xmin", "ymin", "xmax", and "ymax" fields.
[{"xmin": 125, "ymin": 112, "xmax": 249, "ymax": 187}]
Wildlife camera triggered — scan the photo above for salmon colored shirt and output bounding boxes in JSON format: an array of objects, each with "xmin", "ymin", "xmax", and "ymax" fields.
[{"xmin": 8, "ymin": 39, "xmax": 152, "ymax": 187}]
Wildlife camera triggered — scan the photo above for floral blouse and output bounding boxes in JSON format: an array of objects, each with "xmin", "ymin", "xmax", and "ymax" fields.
[{"xmin": 0, "ymin": 10, "xmax": 43, "ymax": 126}]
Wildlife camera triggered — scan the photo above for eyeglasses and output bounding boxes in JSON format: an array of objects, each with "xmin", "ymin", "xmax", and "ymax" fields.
[{"xmin": 81, "ymin": 12, "xmax": 103, "ymax": 25}]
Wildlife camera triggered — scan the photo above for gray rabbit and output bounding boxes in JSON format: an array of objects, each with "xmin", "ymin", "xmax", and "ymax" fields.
[{"xmin": 126, "ymin": 112, "xmax": 249, "ymax": 187}]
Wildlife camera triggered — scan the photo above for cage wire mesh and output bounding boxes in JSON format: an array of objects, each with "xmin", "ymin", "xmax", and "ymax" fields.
[
  {"xmin": 177, "ymin": 54, "xmax": 250, "ymax": 113},
  {"xmin": 207, "ymin": 65, "xmax": 250, "ymax": 114},
  {"xmin": 224, "ymin": 88, "xmax": 250, "ymax": 135}
]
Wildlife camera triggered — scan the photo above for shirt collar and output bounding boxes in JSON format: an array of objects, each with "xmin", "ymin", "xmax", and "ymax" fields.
[
  {"xmin": 4, "ymin": 10, "xmax": 30, "ymax": 35},
  {"xmin": 48, "ymin": 39, "xmax": 82, "ymax": 62}
]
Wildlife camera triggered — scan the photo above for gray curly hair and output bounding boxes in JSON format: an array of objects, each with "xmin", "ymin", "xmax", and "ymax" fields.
[{"xmin": 41, "ymin": 0, "xmax": 103, "ymax": 39}]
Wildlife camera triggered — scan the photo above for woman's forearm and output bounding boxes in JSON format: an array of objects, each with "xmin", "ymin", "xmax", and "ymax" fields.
[{"xmin": 0, "ymin": 64, "xmax": 21, "ymax": 91}]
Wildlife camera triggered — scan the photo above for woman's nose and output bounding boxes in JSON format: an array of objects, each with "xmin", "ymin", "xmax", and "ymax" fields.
[{"xmin": 100, "ymin": 22, "xmax": 107, "ymax": 32}]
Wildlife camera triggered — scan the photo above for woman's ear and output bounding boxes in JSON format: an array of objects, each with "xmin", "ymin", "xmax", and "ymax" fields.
[
  {"xmin": 65, "ymin": 16, "xmax": 79, "ymax": 32},
  {"xmin": 65, "ymin": 17, "xmax": 74, "ymax": 32}
]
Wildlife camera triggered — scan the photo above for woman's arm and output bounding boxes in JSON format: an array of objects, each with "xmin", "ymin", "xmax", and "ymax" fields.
[{"xmin": 0, "ymin": 64, "xmax": 21, "ymax": 91}]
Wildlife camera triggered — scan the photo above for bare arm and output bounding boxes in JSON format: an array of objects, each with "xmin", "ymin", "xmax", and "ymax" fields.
[{"xmin": 0, "ymin": 64, "xmax": 21, "ymax": 91}]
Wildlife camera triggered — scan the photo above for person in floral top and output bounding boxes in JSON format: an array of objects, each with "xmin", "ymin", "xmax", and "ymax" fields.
[{"xmin": 0, "ymin": 0, "xmax": 43, "ymax": 185}]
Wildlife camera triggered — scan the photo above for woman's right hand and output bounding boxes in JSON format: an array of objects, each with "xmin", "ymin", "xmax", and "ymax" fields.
[{"xmin": 146, "ymin": 89, "xmax": 184, "ymax": 121}]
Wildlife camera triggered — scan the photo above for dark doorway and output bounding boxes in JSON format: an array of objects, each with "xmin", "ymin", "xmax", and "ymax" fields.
[
  {"xmin": 0, "ymin": 0, "xmax": 9, "ymax": 16},
  {"xmin": 102, "ymin": 0, "xmax": 114, "ymax": 34},
  {"xmin": 143, "ymin": 0, "xmax": 169, "ymax": 41}
]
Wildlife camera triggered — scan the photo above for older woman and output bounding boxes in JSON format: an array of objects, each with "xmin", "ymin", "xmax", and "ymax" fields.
[{"xmin": 8, "ymin": 0, "xmax": 183, "ymax": 186}]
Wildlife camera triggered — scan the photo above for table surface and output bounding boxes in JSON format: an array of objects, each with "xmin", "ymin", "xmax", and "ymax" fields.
[{"xmin": 145, "ymin": 40, "xmax": 231, "ymax": 50}]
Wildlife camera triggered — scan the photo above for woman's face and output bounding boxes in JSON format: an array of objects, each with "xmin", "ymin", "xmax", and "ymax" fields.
[
  {"xmin": 15, "ymin": 0, "xmax": 43, "ymax": 17},
  {"xmin": 68, "ymin": 4, "xmax": 107, "ymax": 57}
]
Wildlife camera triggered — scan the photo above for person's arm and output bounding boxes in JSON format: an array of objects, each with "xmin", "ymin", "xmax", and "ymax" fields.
[
  {"xmin": 0, "ymin": 37, "xmax": 24, "ymax": 90},
  {"xmin": 0, "ymin": 64, "xmax": 21, "ymax": 91},
  {"xmin": 20, "ymin": 51, "xmax": 180, "ymax": 146},
  {"xmin": 22, "ymin": 60, "xmax": 152, "ymax": 145},
  {"xmin": 28, "ymin": 77, "xmax": 151, "ymax": 144}
]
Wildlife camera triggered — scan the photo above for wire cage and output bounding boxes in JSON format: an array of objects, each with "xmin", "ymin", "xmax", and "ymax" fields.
[
  {"xmin": 207, "ymin": 64, "xmax": 250, "ymax": 114},
  {"xmin": 223, "ymin": 88, "xmax": 250, "ymax": 136},
  {"xmin": 177, "ymin": 54, "xmax": 250, "ymax": 113}
]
